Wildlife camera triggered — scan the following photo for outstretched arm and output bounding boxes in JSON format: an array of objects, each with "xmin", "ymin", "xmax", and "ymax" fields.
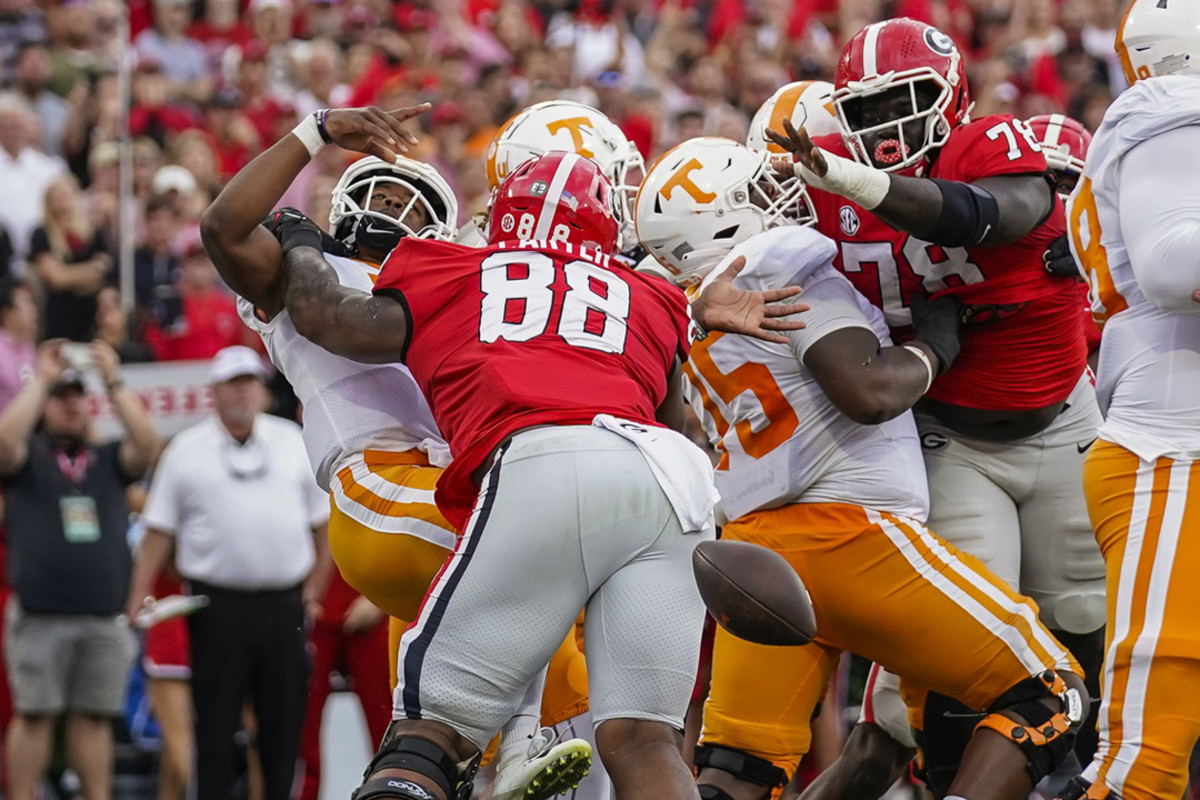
[
  {"xmin": 691, "ymin": 255, "xmax": 810, "ymax": 343},
  {"xmin": 768, "ymin": 119, "xmax": 1053, "ymax": 247},
  {"xmin": 201, "ymin": 105, "xmax": 427, "ymax": 317}
]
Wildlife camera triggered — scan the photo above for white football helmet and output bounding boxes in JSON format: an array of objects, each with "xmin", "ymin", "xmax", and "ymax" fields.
[
  {"xmin": 747, "ymin": 80, "xmax": 840, "ymax": 152},
  {"xmin": 635, "ymin": 137, "xmax": 811, "ymax": 287},
  {"xmin": 330, "ymin": 156, "xmax": 458, "ymax": 254},
  {"xmin": 486, "ymin": 100, "xmax": 644, "ymax": 245},
  {"xmin": 1116, "ymin": 0, "xmax": 1200, "ymax": 83}
]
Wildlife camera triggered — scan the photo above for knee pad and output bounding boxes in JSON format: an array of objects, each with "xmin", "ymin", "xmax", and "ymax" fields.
[
  {"xmin": 975, "ymin": 670, "xmax": 1087, "ymax": 786},
  {"xmin": 694, "ymin": 744, "xmax": 788, "ymax": 791},
  {"xmin": 352, "ymin": 723, "xmax": 481, "ymax": 800},
  {"xmin": 913, "ymin": 692, "xmax": 986, "ymax": 799}
]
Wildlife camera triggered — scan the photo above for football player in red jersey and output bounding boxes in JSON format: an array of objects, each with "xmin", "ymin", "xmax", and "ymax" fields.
[
  {"xmin": 1026, "ymin": 114, "xmax": 1102, "ymax": 366},
  {"xmin": 766, "ymin": 17, "xmax": 1106, "ymax": 796},
  {"xmin": 270, "ymin": 151, "xmax": 808, "ymax": 800}
]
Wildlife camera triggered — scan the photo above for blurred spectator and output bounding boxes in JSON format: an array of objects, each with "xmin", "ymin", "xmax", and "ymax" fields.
[
  {"xmin": 84, "ymin": 142, "xmax": 120, "ymax": 247},
  {"xmin": 60, "ymin": 70, "xmax": 121, "ymax": 185},
  {"xmin": 0, "ymin": 339, "xmax": 159, "ymax": 800},
  {"xmin": 0, "ymin": 92, "xmax": 64, "ymax": 264},
  {"xmin": 167, "ymin": 130, "xmax": 221, "ymax": 199},
  {"xmin": 247, "ymin": 0, "xmax": 298, "ymax": 96},
  {"xmin": 292, "ymin": 37, "xmax": 350, "ymax": 117},
  {"xmin": 12, "ymin": 42, "xmax": 68, "ymax": 158},
  {"xmin": 142, "ymin": 231, "xmax": 249, "ymax": 362},
  {"xmin": 129, "ymin": 57, "xmax": 201, "ymax": 148},
  {"xmin": 151, "ymin": 165, "xmax": 199, "ymax": 214},
  {"xmin": 133, "ymin": 192, "xmax": 181, "ymax": 313},
  {"xmin": 128, "ymin": 346, "xmax": 330, "ymax": 800},
  {"xmin": 297, "ymin": 570, "xmax": 389, "ymax": 800},
  {"xmin": 202, "ymin": 86, "xmax": 258, "ymax": 181},
  {"xmin": 45, "ymin": 0, "xmax": 108, "ymax": 95},
  {"xmin": 234, "ymin": 39, "xmax": 292, "ymax": 146},
  {"xmin": 189, "ymin": 0, "xmax": 254, "ymax": 74},
  {"xmin": 135, "ymin": 0, "xmax": 212, "ymax": 104},
  {"xmin": 546, "ymin": 0, "xmax": 645, "ymax": 84},
  {"xmin": 0, "ymin": 277, "xmax": 35, "ymax": 410},
  {"xmin": 95, "ymin": 287, "xmax": 155, "ymax": 364},
  {"xmin": 0, "ymin": 0, "xmax": 44, "ymax": 86},
  {"xmin": 30, "ymin": 174, "xmax": 113, "ymax": 342}
]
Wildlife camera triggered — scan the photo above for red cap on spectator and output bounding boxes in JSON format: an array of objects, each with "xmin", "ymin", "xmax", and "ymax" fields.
[{"xmin": 395, "ymin": 6, "xmax": 434, "ymax": 32}]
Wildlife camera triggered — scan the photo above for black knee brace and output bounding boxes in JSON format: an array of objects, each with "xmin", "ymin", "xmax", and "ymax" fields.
[
  {"xmin": 694, "ymin": 744, "xmax": 788, "ymax": 791},
  {"xmin": 351, "ymin": 723, "xmax": 480, "ymax": 800},
  {"xmin": 1052, "ymin": 627, "xmax": 1106, "ymax": 765},
  {"xmin": 914, "ymin": 692, "xmax": 986, "ymax": 799},
  {"xmin": 976, "ymin": 670, "xmax": 1087, "ymax": 786}
]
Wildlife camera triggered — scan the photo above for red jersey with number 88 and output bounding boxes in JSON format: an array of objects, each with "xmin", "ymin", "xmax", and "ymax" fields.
[
  {"xmin": 807, "ymin": 114, "xmax": 1087, "ymax": 411},
  {"xmin": 373, "ymin": 236, "xmax": 692, "ymax": 529}
]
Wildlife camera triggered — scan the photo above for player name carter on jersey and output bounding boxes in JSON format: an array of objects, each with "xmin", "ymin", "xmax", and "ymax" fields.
[
  {"xmin": 372, "ymin": 236, "xmax": 693, "ymax": 529},
  {"xmin": 238, "ymin": 252, "xmax": 449, "ymax": 486},
  {"xmin": 808, "ymin": 115, "xmax": 1087, "ymax": 412},
  {"xmin": 684, "ymin": 226, "xmax": 928, "ymax": 522}
]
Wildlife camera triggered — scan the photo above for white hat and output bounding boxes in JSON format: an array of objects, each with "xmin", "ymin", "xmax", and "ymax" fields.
[
  {"xmin": 152, "ymin": 165, "xmax": 197, "ymax": 196},
  {"xmin": 209, "ymin": 346, "xmax": 269, "ymax": 384}
]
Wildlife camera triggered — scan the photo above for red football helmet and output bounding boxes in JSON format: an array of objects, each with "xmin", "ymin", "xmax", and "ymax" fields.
[
  {"xmin": 487, "ymin": 151, "xmax": 619, "ymax": 253},
  {"xmin": 834, "ymin": 18, "xmax": 971, "ymax": 174},
  {"xmin": 1025, "ymin": 113, "xmax": 1091, "ymax": 195}
]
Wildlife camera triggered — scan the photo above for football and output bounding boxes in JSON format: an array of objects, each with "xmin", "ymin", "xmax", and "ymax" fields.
[{"xmin": 692, "ymin": 539, "xmax": 817, "ymax": 646}]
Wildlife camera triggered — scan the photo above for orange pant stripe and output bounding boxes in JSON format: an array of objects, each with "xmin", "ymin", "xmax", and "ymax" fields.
[{"xmin": 1086, "ymin": 442, "xmax": 1200, "ymax": 799}]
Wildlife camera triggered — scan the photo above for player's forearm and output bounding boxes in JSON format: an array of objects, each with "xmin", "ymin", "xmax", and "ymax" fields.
[
  {"xmin": 199, "ymin": 132, "xmax": 311, "ymax": 313},
  {"xmin": 203, "ymin": 134, "xmax": 312, "ymax": 250},
  {"xmin": 873, "ymin": 174, "xmax": 1051, "ymax": 247},
  {"xmin": 282, "ymin": 246, "xmax": 409, "ymax": 363},
  {"xmin": 839, "ymin": 346, "xmax": 934, "ymax": 425}
]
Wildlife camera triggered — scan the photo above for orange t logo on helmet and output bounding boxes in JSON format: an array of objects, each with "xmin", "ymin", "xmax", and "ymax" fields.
[
  {"xmin": 546, "ymin": 117, "xmax": 597, "ymax": 159},
  {"xmin": 659, "ymin": 159, "xmax": 717, "ymax": 204}
]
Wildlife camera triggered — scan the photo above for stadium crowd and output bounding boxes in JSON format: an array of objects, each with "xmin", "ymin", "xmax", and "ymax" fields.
[{"xmin": 0, "ymin": 0, "xmax": 1186, "ymax": 799}]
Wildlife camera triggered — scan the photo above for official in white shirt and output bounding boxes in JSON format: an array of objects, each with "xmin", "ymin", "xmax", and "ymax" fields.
[{"xmin": 127, "ymin": 346, "xmax": 331, "ymax": 800}]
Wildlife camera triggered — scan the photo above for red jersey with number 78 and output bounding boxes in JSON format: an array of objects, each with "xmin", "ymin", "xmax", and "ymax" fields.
[
  {"xmin": 806, "ymin": 114, "xmax": 1087, "ymax": 411},
  {"xmin": 372, "ymin": 236, "xmax": 692, "ymax": 529}
]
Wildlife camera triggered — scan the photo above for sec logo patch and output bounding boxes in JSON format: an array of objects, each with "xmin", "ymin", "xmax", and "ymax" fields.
[
  {"xmin": 500, "ymin": 213, "xmax": 515, "ymax": 232},
  {"xmin": 839, "ymin": 205, "xmax": 860, "ymax": 236}
]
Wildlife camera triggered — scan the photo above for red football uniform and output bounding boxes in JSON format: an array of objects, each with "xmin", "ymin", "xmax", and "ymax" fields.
[
  {"xmin": 373, "ymin": 236, "xmax": 692, "ymax": 529},
  {"xmin": 808, "ymin": 114, "xmax": 1087, "ymax": 411}
]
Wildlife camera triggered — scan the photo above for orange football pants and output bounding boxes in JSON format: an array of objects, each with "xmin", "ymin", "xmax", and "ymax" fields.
[
  {"xmin": 701, "ymin": 501, "xmax": 1076, "ymax": 777},
  {"xmin": 1082, "ymin": 441, "xmax": 1200, "ymax": 800}
]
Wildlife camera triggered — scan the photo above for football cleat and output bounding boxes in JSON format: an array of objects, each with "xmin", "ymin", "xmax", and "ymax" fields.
[{"xmin": 491, "ymin": 728, "xmax": 592, "ymax": 800}]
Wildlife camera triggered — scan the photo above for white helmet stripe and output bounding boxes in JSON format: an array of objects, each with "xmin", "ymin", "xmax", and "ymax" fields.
[
  {"xmin": 862, "ymin": 22, "xmax": 886, "ymax": 78},
  {"xmin": 534, "ymin": 152, "xmax": 580, "ymax": 240},
  {"xmin": 1044, "ymin": 113, "xmax": 1065, "ymax": 148}
]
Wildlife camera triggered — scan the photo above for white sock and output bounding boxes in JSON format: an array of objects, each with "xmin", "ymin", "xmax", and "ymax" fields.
[{"xmin": 497, "ymin": 666, "xmax": 549, "ymax": 766}]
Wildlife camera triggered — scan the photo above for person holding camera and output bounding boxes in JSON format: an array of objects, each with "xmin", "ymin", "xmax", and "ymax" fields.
[{"xmin": 0, "ymin": 338, "xmax": 160, "ymax": 800}]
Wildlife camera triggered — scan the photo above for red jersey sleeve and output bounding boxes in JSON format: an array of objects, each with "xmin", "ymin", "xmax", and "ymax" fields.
[
  {"xmin": 371, "ymin": 239, "xmax": 418, "ymax": 362},
  {"xmin": 934, "ymin": 115, "xmax": 1051, "ymax": 183},
  {"xmin": 628, "ymin": 268, "xmax": 692, "ymax": 364}
]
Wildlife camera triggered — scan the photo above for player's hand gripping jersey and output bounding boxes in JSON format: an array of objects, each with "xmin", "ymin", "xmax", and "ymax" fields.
[
  {"xmin": 807, "ymin": 116, "xmax": 1087, "ymax": 411},
  {"xmin": 683, "ymin": 225, "xmax": 929, "ymax": 521},
  {"xmin": 372, "ymin": 236, "xmax": 692, "ymax": 529},
  {"xmin": 238, "ymin": 252, "xmax": 449, "ymax": 486}
]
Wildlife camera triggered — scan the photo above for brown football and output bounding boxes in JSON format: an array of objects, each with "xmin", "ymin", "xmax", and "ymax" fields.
[{"xmin": 692, "ymin": 539, "xmax": 816, "ymax": 646}]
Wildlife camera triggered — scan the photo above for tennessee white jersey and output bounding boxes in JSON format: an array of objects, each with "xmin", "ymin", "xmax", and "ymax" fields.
[
  {"xmin": 238, "ymin": 253, "xmax": 450, "ymax": 486},
  {"xmin": 684, "ymin": 226, "xmax": 929, "ymax": 521},
  {"xmin": 1067, "ymin": 76, "xmax": 1200, "ymax": 460}
]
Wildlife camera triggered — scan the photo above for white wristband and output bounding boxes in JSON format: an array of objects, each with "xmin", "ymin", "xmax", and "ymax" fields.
[
  {"xmin": 902, "ymin": 344, "xmax": 935, "ymax": 394},
  {"xmin": 793, "ymin": 149, "xmax": 890, "ymax": 210},
  {"xmin": 291, "ymin": 114, "xmax": 326, "ymax": 158}
]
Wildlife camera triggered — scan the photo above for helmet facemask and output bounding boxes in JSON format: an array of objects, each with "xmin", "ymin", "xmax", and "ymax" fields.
[
  {"xmin": 836, "ymin": 77, "xmax": 954, "ymax": 174},
  {"xmin": 331, "ymin": 171, "xmax": 456, "ymax": 255}
]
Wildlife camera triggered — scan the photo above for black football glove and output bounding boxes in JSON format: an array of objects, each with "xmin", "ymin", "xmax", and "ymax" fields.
[
  {"xmin": 910, "ymin": 293, "xmax": 965, "ymax": 375},
  {"xmin": 264, "ymin": 207, "xmax": 324, "ymax": 254},
  {"xmin": 1043, "ymin": 233, "xmax": 1081, "ymax": 278},
  {"xmin": 264, "ymin": 207, "xmax": 354, "ymax": 258}
]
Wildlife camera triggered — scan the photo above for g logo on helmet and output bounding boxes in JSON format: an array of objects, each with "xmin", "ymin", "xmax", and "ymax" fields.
[
  {"xmin": 923, "ymin": 27, "xmax": 957, "ymax": 57},
  {"xmin": 839, "ymin": 205, "xmax": 860, "ymax": 236},
  {"xmin": 500, "ymin": 213, "xmax": 515, "ymax": 232}
]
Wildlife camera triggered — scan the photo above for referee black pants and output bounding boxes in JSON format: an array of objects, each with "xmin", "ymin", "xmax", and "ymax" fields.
[{"xmin": 187, "ymin": 581, "xmax": 310, "ymax": 800}]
